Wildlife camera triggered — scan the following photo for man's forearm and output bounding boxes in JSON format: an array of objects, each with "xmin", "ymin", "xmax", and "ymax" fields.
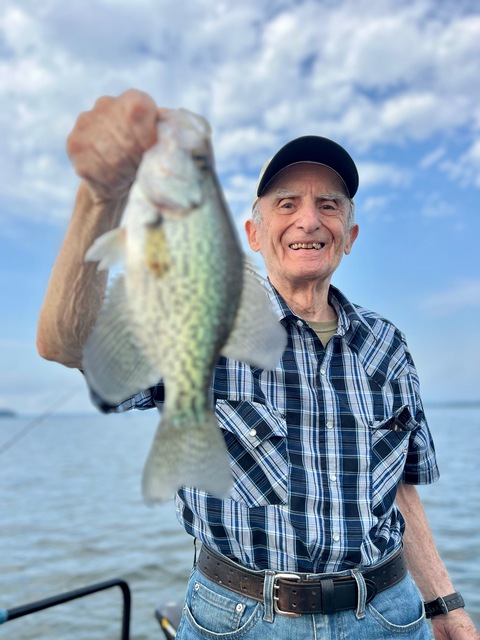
[
  {"xmin": 396, "ymin": 482, "xmax": 454, "ymax": 600},
  {"xmin": 397, "ymin": 482, "xmax": 479, "ymax": 638},
  {"xmin": 37, "ymin": 182, "xmax": 126, "ymax": 368}
]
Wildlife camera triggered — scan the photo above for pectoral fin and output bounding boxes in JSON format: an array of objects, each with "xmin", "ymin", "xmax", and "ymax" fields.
[
  {"xmin": 85, "ymin": 228, "xmax": 126, "ymax": 271},
  {"xmin": 83, "ymin": 275, "xmax": 162, "ymax": 404},
  {"xmin": 221, "ymin": 265, "xmax": 287, "ymax": 370}
]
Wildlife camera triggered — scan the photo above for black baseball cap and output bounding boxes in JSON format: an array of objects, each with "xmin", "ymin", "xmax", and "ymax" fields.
[{"xmin": 256, "ymin": 135, "xmax": 359, "ymax": 198}]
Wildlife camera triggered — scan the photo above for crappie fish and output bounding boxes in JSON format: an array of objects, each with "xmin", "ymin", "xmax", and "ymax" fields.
[{"xmin": 83, "ymin": 108, "xmax": 287, "ymax": 505}]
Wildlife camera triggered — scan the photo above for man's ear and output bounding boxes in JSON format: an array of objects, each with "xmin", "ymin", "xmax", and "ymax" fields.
[
  {"xmin": 344, "ymin": 224, "xmax": 359, "ymax": 255},
  {"xmin": 245, "ymin": 218, "xmax": 261, "ymax": 252}
]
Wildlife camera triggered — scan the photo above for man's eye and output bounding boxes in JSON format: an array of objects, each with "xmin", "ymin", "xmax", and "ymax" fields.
[{"xmin": 320, "ymin": 202, "xmax": 342, "ymax": 215}]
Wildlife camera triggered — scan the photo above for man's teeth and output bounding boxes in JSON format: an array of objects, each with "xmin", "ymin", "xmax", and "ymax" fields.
[{"xmin": 289, "ymin": 243, "xmax": 325, "ymax": 250}]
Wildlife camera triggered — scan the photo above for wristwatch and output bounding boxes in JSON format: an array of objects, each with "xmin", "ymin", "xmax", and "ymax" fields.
[{"xmin": 424, "ymin": 592, "xmax": 465, "ymax": 619}]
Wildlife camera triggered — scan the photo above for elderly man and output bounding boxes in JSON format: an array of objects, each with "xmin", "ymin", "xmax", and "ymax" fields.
[{"xmin": 37, "ymin": 90, "xmax": 478, "ymax": 640}]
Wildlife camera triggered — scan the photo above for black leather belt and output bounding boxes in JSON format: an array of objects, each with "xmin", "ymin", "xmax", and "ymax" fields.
[{"xmin": 197, "ymin": 545, "xmax": 407, "ymax": 616}]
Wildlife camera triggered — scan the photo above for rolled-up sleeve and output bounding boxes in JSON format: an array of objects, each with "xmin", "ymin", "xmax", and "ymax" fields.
[
  {"xmin": 400, "ymin": 338, "xmax": 440, "ymax": 485},
  {"xmin": 88, "ymin": 383, "xmax": 165, "ymax": 413}
]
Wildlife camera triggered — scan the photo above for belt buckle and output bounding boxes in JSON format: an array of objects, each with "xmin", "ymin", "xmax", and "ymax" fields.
[{"xmin": 273, "ymin": 573, "xmax": 302, "ymax": 617}]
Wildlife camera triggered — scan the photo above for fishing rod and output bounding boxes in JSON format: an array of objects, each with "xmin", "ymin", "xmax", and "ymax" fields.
[{"xmin": 0, "ymin": 385, "xmax": 83, "ymax": 456}]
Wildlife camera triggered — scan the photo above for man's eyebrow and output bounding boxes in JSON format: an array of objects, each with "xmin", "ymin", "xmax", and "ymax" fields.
[
  {"xmin": 269, "ymin": 188, "xmax": 299, "ymax": 199},
  {"xmin": 268, "ymin": 189, "xmax": 349, "ymax": 200},
  {"xmin": 318, "ymin": 192, "xmax": 349, "ymax": 202}
]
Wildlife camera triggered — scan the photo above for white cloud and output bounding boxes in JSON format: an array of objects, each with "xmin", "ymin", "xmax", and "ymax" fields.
[
  {"xmin": 222, "ymin": 173, "xmax": 257, "ymax": 207},
  {"xmin": 421, "ymin": 192, "xmax": 456, "ymax": 219},
  {"xmin": 420, "ymin": 146, "xmax": 447, "ymax": 170},
  {"xmin": 422, "ymin": 279, "xmax": 480, "ymax": 316},
  {"xmin": 440, "ymin": 139, "xmax": 480, "ymax": 189},
  {"xmin": 357, "ymin": 162, "xmax": 411, "ymax": 189},
  {"xmin": 361, "ymin": 195, "xmax": 395, "ymax": 219}
]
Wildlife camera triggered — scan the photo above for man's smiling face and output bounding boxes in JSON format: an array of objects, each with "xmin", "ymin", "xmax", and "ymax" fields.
[{"xmin": 246, "ymin": 163, "xmax": 359, "ymax": 292}]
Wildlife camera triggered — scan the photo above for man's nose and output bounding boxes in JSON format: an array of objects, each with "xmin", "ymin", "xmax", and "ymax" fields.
[{"xmin": 296, "ymin": 203, "xmax": 321, "ymax": 232}]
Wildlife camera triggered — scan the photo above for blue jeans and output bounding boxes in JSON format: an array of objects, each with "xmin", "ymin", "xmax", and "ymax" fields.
[{"xmin": 176, "ymin": 565, "xmax": 433, "ymax": 639}]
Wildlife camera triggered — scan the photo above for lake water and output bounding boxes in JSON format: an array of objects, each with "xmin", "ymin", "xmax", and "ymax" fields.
[{"xmin": 0, "ymin": 406, "xmax": 479, "ymax": 639}]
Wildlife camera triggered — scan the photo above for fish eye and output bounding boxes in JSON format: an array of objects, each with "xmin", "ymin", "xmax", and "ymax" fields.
[
  {"xmin": 146, "ymin": 214, "xmax": 164, "ymax": 228},
  {"xmin": 191, "ymin": 153, "xmax": 210, "ymax": 171}
]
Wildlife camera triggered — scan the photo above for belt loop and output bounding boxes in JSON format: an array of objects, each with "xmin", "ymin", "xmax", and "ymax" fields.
[
  {"xmin": 263, "ymin": 570, "xmax": 276, "ymax": 623},
  {"xmin": 350, "ymin": 568, "xmax": 367, "ymax": 620},
  {"xmin": 320, "ymin": 578, "xmax": 336, "ymax": 615}
]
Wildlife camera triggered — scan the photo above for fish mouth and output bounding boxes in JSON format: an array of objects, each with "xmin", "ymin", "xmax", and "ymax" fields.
[{"xmin": 289, "ymin": 242, "xmax": 325, "ymax": 250}]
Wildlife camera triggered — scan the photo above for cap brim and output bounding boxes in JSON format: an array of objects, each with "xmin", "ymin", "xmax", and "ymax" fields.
[{"xmin": 256, "ymin": 136, "xmax": 359, "ymax": 198}]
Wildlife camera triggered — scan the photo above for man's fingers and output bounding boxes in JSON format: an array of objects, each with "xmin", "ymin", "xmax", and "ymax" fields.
[
  {"xmin": 66, "ymin": 89, "xmax": 160, "ymax": 200},
  {"xmin": 117, "ymin": 89, "xmax": 159, "ymax": 152}
]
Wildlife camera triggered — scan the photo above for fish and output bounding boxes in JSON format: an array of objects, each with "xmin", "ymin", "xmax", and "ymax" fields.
[{"xmin": 82, "ymin": 108, "xmax": 287, "ymax": 505}]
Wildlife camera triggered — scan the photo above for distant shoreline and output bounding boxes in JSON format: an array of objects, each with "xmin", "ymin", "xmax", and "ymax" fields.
[
  {"xmin": 0, "ymin": 409, "xmax": 17, "ymax": 418},
  {"xmin": 425, "ymin": 400, "xmax": 480, "ymax": 409},
  {"xmin": 1, "ymin": 401, "xmax": 479, "ymax": 420}
]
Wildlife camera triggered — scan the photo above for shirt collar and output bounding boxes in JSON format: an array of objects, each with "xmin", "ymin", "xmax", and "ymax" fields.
[{"xmin": 263, "ymin": 279, "xmax": 375, "ymax": 348}]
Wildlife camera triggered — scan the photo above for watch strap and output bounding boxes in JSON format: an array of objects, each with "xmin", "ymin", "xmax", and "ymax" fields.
[{"xmin": 424, "ymin": 592, "xmax": 465, "ymax": 619}]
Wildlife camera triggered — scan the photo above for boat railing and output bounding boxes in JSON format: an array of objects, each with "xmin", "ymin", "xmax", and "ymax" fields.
[{"xmin": 0, "ymin": 577, "xmax": 131, "ymax": 639}]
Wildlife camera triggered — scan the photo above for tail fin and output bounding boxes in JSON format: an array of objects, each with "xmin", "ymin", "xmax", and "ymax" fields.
[{"xmin": 142, "ymin": 410, "xmax": 232, "ymax": 506}]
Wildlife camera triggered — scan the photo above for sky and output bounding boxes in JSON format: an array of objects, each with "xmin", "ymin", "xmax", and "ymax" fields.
[{"xmin": 1, "ymin": 0, "xmax": 479, "ymax": 414}]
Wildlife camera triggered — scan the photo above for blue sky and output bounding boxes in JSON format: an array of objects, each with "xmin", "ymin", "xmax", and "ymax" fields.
[{"xmin": 1, "ymin": 0, "xmax": 479, "ymax": 414}]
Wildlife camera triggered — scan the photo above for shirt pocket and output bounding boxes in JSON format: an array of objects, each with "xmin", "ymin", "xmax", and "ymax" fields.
[
  {"xmin": 215, "ymin": 399, "xmax": 289, "ymax": 508},
  {"xmin": 369, "ymin": 405, "xmax": 419, "ymax": 516}
]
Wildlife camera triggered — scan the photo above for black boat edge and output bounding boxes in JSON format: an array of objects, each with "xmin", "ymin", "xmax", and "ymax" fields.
[{"xmin": 0, "ymin": 578, "xmax": 181, "ymax": 639}]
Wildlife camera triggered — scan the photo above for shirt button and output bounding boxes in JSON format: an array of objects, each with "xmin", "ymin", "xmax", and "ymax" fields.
[
  {"xmin": 296, "ymin": 320, "xmax": 303, "ymax": 327},
  {"xmin": 249, "ymin": 429, "xmax": 257, "ymax": 437},
  {"xmin": 326, "ymin": 421, "xmax": 334, "ymax": 429},
  {"xmin": 332, "ymin": 533, "xmax": 340, "ymax": 542},
  {"xmin": 330, "ymin": 474, "xmax": 337, "ymax": 482},
  {"xmin": 320, "ymin": 369, "xmax": 327, "ymax": 376}
]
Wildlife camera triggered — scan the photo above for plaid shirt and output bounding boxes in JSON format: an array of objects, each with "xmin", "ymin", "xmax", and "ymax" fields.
[{"xmin": 99, "ymin": 282, "xmax": 439, "ymax": 573}]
